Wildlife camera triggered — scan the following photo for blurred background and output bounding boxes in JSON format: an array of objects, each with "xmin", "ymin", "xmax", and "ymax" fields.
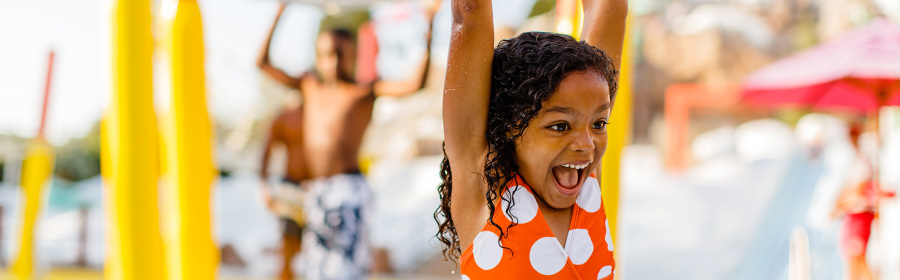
[{"xmin": 1, "ymin": 0, "xmax": 900, "ymax": 279}]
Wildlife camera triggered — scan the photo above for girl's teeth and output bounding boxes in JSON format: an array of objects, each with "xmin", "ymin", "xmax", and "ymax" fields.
[{"xmin": 562, "ymin": 163, "xmax": 589, "ymax": 169}]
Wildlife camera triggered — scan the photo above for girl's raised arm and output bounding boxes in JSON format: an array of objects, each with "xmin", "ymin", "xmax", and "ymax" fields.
[
  {"xmin": 443, "ymin": 0, "xmax": 493, "ymax": 161},
  {"xmin": 581, "ymin": 0, "xmax": 628, "ymax": 71},
  {"xmin": 582, "ymin": 0, "xmax": 627, "ymax": 180},
  {"xmin": 442, "ymin": 0, "xmax": 494, "ymax": 244}
]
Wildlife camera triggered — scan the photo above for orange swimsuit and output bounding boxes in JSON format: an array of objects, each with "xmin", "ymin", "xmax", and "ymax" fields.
[{"xmin": 460, "ymin": 174, "xmax": 615, "ymax": 279}]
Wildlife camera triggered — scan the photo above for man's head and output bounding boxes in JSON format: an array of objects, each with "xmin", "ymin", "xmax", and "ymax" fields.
[{"xmin": 315, "ymin": 29, "xmax": 355, "ymax": 83}]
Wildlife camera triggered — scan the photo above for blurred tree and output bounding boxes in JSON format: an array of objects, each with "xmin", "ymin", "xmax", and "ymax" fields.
[
  {"xmin": 319, "ymin": 9, "xmax": 370, "ymax": 36},
  {"xmin": 529, "ymin": 0, "xmax": 555, "ymax": 18},
  {"xmin": 0, "ymin": 134, "xmax": 27, "ymax": 184},
  {"xmin": 54, "ymin": 121, "xmax": 101, "ymax": 182}
]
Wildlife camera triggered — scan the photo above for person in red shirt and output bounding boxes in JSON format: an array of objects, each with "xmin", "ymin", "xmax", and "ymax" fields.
[{"xmin": 832, "ymin": 123, "xmax": 895, "ymax": 280}]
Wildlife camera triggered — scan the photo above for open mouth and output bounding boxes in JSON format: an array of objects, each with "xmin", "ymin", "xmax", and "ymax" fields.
[{"xmin": 551, "ymin": 162, "xmax": 590, "ymax": 196}]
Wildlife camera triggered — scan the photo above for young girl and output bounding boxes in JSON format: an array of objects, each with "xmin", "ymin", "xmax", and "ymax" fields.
[{"xmin": 436, "ymin": 0, "xmax": 626, "ymax": 278}]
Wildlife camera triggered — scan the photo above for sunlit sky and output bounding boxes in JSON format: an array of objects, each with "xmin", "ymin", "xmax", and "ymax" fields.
[
  {"xmin": 0, "ymin": 0, "xmax": 330, "ymax": 145},
  {"xmin": 1, "ymin": 0, "xmax": 108, "ymax": 144},
  {"xmin": 0, "ymin": 0, "xmax": 539, "ymax": 145},
  {"xmin": 3, "ymin": 0, "xmax": 900, "ymax": 145}
]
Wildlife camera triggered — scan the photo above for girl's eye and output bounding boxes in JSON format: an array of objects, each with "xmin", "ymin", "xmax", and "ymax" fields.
[
  {"xmin": 593, "ymin": 120, "xmax": 609, "ymax": 130},
  {"xmin": 548, "ymin": 123, "xmax": 569, "ymax": 132}
]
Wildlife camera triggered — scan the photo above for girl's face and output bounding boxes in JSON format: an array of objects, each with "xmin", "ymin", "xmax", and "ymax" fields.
[{"xmin": 514, "ymin": 71, "xmax": 611, "ymax": 210}]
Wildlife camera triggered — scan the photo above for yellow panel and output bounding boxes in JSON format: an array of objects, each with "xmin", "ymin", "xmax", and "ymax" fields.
[
  {"xmin": 161, "ymin": 1, "xmax": 219, "ymax": 279},
  {"xmin": 11, "ymin": 139, "xmax": 54, "ymax": 280},
  {"xmin": 600, "ymin": 15, "xmax": 632, "ymax": 280},
  {"xmin": 575, "ymin": 0, "xmax": 583, "ymax": 40},
  {"xmin": 107, "ymin": 0, "xmax": 166, "ymax": 278}
]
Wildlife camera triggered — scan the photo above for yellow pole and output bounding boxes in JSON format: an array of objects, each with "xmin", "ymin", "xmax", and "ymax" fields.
[
  {"xmin": 11, "ymin": 50, "xmax": 57, "ymax": 280},
  {"xmin": 600, "ymin": 16, "xmax": 631, "ymax": 245},
  {"xmin": 575, "ymin": 0, "xmax": 583, "ymax": 40},
  {"xmin": 100, "ymin": 113, "xmax": 112, "ymax": 184},
  {"xmin": 598, "ymin": 14, "xmax": 632, "ymax": 280},
  {"xmin": 11, "ymin": 138, "xmax": 54, "ymax": 280},
  {"xmin": 107, "ymin": 0, "xmax": 166, "ymax": 278},
  {"xmin": 561, "ymin": 0, "xmax": 631, "ymax": 246},
  {"xmin": 161, "ymin": 0, "xmax": 218, "ymax": 278}
]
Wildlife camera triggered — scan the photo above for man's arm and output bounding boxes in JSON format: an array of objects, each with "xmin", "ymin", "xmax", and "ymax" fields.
[
  {"xmin": 259, "ymin": 115, "xmax": 283, "ymax": 181},
  {"xmin": 371, "ymin": 2, "xmax": 440, "ymax": 97},
  {"xmin": 580, "ymin": 0, "xmax": 628, "ymax": 71},
  {"xmin": 257, "ymin": 3, "xmax": 303, "ymax": 88},
  {"xmin": 258, "ymin": 115, "xmax": 285, "ymax": 209}
]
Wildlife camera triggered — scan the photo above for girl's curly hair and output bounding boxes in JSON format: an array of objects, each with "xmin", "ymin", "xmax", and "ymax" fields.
[{"xmin": 434, "ymin": 31, "xmax": 619, "ymax": 261}]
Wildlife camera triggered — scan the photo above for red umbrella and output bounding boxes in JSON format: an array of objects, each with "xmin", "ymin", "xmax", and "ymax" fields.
[
  {"xmin": 743, "ymin": 20, "xmax": 900, "ymax": 271},
  {"xmin": 743, "ymin": 18, "xmax": 900, "ymax": 113}
]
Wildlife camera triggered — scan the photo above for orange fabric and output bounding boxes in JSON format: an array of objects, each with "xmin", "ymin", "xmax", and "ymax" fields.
[{"xmin": 460, "ymin": 174, "xmax": 615, "ymax": 279}]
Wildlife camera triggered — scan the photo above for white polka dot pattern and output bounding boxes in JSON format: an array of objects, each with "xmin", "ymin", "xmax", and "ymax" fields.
[
  {"xmin": 576, "ymin": 177, "xmax": 602, "ymax": 213},
  {"xmin": 501, "ymin": 185, "xmax": 539, "ymax": 224},
  {"xmin": 597, "ymin": 265, "xmax": 612, "ymax": 279},
  {"xmin": 459, "ymin": 174, "xmax": 615, "ymax": 278},
  {"xmin": 605, "ymin": 219, "xmax": 614, "ymax": 251},
  {"xmin": 529, "ymin": 237, "xmax": 567, "ymax": 275},
  {"xmin": 473, "ymin": 231, "xmax": 503, "ymax": 270},
  {"xmin": 566, "ymin": 229, "xmax": 593, "ymax": 265}
]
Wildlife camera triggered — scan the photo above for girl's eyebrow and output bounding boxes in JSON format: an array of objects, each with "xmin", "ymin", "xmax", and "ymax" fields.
[
  {"xmin": 597, "ymin": 102, "xmax": 610, "ymax": 112},
  {"xmin": 544, "ymin": 102, "xmax": 611, "ymax": 116},
  {"xmin": 543, "ymin": 106, "xmax": 574, "ymax": 115}
]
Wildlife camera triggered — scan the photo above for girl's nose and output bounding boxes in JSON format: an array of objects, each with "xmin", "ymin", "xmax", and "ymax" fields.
[{"xmin": 570, "ymin": 129, "xmax": 595, "ymax": 152}]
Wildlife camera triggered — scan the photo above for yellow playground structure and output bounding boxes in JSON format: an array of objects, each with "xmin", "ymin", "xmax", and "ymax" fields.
[{"xmin": 7, "ymin": 0, "xmax": 632, "ymax": 279}]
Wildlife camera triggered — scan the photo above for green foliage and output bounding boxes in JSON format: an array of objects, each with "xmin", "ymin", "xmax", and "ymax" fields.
[
  {"xmin": 54, "ymin": 122, "xmax": 101, "ymax": 182},
  {"xmin": 529, "ymin": 0, "xmax": 555, "ymax": 18},
  {"xmin": 0, "ymin": 134, "xmax": 27, "ymax": 183},
  {"xmin": 319, "ymin": 9, "xmax": 371, "ymax": 36},
  {"xmin": 774, "ymin": 109, "xmax": 809, "ymax": 127}
]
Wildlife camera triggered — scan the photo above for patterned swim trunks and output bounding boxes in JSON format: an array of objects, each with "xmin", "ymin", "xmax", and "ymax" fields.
[{"xmin": 300, "ymin": 173, "xmax": 372, "ymax": 280}]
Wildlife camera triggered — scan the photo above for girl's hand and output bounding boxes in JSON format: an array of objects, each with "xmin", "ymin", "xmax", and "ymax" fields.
[
  {"xmin": 579, "ymin": 0, "xmax": 627, "ymax": 70},
  {"xmin": 259, "ymin": 181, "xmax": 275, "ymax": 211},
  {"xmin": 442, "ymin": 0, "xmax": 495, "ymax": 253}
]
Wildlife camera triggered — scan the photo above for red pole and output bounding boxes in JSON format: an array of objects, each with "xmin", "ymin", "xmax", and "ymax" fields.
[
  {"xmin": 355, "ymin": 22, "xmax": 378, "ymax": 84},
  {"xmin": 38, "ymin": 51, "xmax": 55, "ymax": 137}
]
